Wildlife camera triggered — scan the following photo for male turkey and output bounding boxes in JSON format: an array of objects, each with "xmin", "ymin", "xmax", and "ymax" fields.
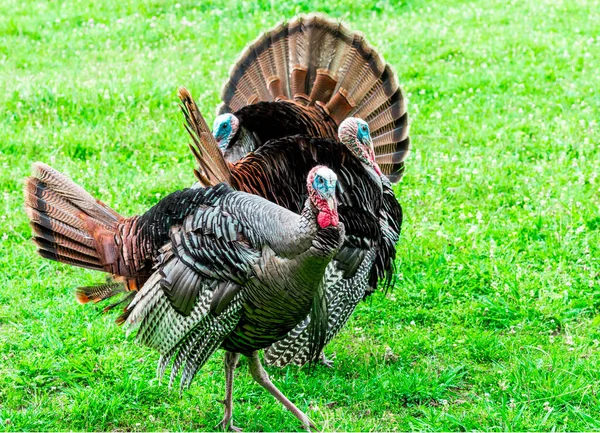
[
  {"xmin": 24, "ymin": 162, "xmax": 344, "ymax": 430},
  {"xmin": 196, "ymin": 14, "xmax": 409, "ymax": 364},
  {"xmin": 210, "ymin": 13, "xmax": 410, "ymax": 183},
  {"xmin": 263, "ymin": 117, "xmax": 402, "ymax": 367}
]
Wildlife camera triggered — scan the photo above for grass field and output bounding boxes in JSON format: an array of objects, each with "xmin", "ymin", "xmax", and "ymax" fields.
[{"xmin": 1, "ymin": 0, "xmax": 600, "ymax": 431}]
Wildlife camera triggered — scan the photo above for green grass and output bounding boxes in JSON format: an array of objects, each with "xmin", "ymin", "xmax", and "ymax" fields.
[{"xmin": 1, "ymin": 0, "xmax": 600, "ymax": 430}]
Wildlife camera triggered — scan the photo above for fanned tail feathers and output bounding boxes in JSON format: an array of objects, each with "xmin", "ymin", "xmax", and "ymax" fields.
[
  {"xmin": 178, "ymin": 87, "xmax": 233, "ymax": 187},
  {"xmin": 218, "ymin": 14, "xmax": 410, "ymax": 182},
  {"xmin": 23, "ymin": 162, "xmax": 122, "ymax": 272}
]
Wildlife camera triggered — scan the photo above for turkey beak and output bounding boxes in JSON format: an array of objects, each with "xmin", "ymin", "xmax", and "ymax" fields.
[{"xmin": 327, "ymin": 196, "xmax": 336, "ymax": 211}]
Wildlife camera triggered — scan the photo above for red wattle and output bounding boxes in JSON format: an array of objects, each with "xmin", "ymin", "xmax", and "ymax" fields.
[
  {"xmin": 373, "ymin": 163, "xmax": 382, "ymax": 176},
  {"xmin": 317, "ymin": 210, "xmax": 339, "ymax": 228},
  {"xmin": 368, "ymin": 148, "xmax": 383, "ymax": 176},
  {"xmin": 310, "ymin": 188, "xmax": 339, "ymax": 228}
]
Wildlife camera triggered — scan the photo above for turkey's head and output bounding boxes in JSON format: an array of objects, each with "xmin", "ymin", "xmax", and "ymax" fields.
[
  {"xmin": 338, "ymin": 117, "xmax": 382, "ymax": 176},
  {"xmin": 307, "ymin": 166, "xmax": 339, "ymax": 229},
  {"xmin": 213, "ymin": 113, "xmax": 240, "ymax": 151}
]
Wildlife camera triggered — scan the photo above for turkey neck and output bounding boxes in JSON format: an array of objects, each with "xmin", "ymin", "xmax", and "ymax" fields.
[
  {"xmin": 223, "ymin": 126, "xmax": 255, "ymax": 162},
  {"xmin": 222, "ymin": 198, "xmax": 344, "ymax": 354}
]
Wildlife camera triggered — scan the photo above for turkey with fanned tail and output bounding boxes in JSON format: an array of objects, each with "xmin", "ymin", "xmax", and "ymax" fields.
[
  {"xmin": 213, "ymin": 13, "xmax": 410, "ymax": 183},
  {"xmin": 24, "ymin": 162, "xmax": 343, "ymax": 430}
]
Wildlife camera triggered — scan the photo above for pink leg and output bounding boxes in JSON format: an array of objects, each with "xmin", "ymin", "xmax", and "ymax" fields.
[
  {"xmin": 247, "ymin": 351, "xmax": 316, "ymax": 431},
  {"xmin": 216, "ymin": 351, "xmax": 242, "ymax": 432}
]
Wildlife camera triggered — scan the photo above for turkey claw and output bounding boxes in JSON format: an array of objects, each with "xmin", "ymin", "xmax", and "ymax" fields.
[
  {"xmin": 319, "ymin": 352, "xmax": 335, "ymax": 368},
  {"xmin": 302, "ymin": 420, "xmax": 317, "ymax": 432},
  {"xmin": 215, "ymin": 419, "xmax": 242, "ymax": 432}
]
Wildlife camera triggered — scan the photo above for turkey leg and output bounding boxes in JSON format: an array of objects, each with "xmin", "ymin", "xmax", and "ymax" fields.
[
  {"xmin": 247, "ymin": 351, "xmax": 316, "ymax": 431},
  {"xmin": 216, "ymin": 351, "xmax": 241, "ymax": 432}
]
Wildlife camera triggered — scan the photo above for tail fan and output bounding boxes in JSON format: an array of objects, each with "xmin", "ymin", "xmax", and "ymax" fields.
[
  {"xmin": 24, "ymin": 162, "xmax": 122, "ymax": 272},
  {"xmin": 218, "ymin": 14, "xmax": 410, "ymax": 183},
  {"xmin": 178, "ymin": 87, "xmax": 233, "ymax": 187}
]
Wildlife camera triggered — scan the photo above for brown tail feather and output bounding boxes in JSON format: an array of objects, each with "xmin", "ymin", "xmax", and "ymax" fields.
[
  {"xmin": 32, "ymin": 163, "xmax": 121, "ymax": 225},
  {"xmin": 24, "ymin": 162, "xmax": 124, "ymax": 273},
  {"xmin": 32, "ymin": 229, "xmax": 101, "ymax": 264},
  {"xmin": 27, "ymin": 207, "xmax": 97, "ymax": 250},
  {"xmin": 380, "ymin": 163, "xmax": 406, "ymax": 184},
  {"xmin": 217, "ymin": 14, "xmax": 410, "ymax": 183},
  {"xmin": 76, "ymin": 282, "xmax": 125, "ymax": 304},
  {"xmin": 373, "ymin": 125, "xmax": 409, "ymax": 150},
  {"xmin": 103, "ymin": 292, "xmax": 135, "ymax": 315},
  {"xmin": 364, "ymin": 99, "xmax": 404, "ymax": 134},
  {"xmin": 37, "ymin": 248, "xmax": 105, "ymax": 271},
  {"xmin": 76, "ymin": 282, "xmax": 134, "ymax": 321},
  {"xmin": 177, "ymin": 87, "xmax": 233, "ymax": 187}
]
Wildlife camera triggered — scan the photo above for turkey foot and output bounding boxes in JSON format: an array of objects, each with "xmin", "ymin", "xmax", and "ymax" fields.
[
  {"xmin": 216, "ymin": 351, "xmax": 242, "ymax": 432},
  {"xmin": 319, "ymin": 351, "xmax": 335, "ymax": 368},
  {"xmin": 216, "ymin": 416, "xmax": 242, "ymax": 433},
  {"xmin": 248, "ymin": 351, "xmax": 316, "ymax": 431}
]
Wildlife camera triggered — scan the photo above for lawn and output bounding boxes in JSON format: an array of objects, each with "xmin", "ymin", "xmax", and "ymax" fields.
[{"xmin": 1, "ymin": 0, "xmax": 600, "ymax": 431}]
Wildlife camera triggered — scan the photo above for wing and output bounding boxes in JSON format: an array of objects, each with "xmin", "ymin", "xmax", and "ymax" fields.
[
  {"xmin": 123, "ymin": 248, "xmax": 245, "ymax": 390},
  {"xmin": 179, "ymin": 87, "xmax": 233, "ymax": 187},
  {"xmin": 366, "ymin": 178, "xmax": 402, "ymax": 294},
  {"xmin": 122, "ymin": 187, "xmax": 264, "ymax": 390}
]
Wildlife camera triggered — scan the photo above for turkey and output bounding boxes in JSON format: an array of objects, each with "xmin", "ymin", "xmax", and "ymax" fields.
[
  {"xmin": 212, "ymin": 13, "xmax": 410, "ymax": 183},
  {"xmin": 24, "ymin": 162, "xmax": 344, "ymax": 430},
  {"xmin": 263, "ymin": 117, "xmax": 401, "ymax": 367},
  {"xmin": 181, "ymin": 90, "xmax": 401, "ymax": 367}
]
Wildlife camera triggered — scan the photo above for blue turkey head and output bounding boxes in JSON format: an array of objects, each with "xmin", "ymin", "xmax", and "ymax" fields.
[
  {"xmin": 338, "ymin": 117, "xmax": 381, "ymax": 176},
  {"xmin": 356, "ymin": 119, "xmax": 371, "ymax": 146},
  {"xmin": 308, "ymin": 166, "xmax": 339, "ymax": 228},
  {"xmin": 213, "ymin": 113, "xmax": 240, "ymax": 151},
  {"xmin": 312, "ymin": 168, "xmax": 337, "ymax": 197}
]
